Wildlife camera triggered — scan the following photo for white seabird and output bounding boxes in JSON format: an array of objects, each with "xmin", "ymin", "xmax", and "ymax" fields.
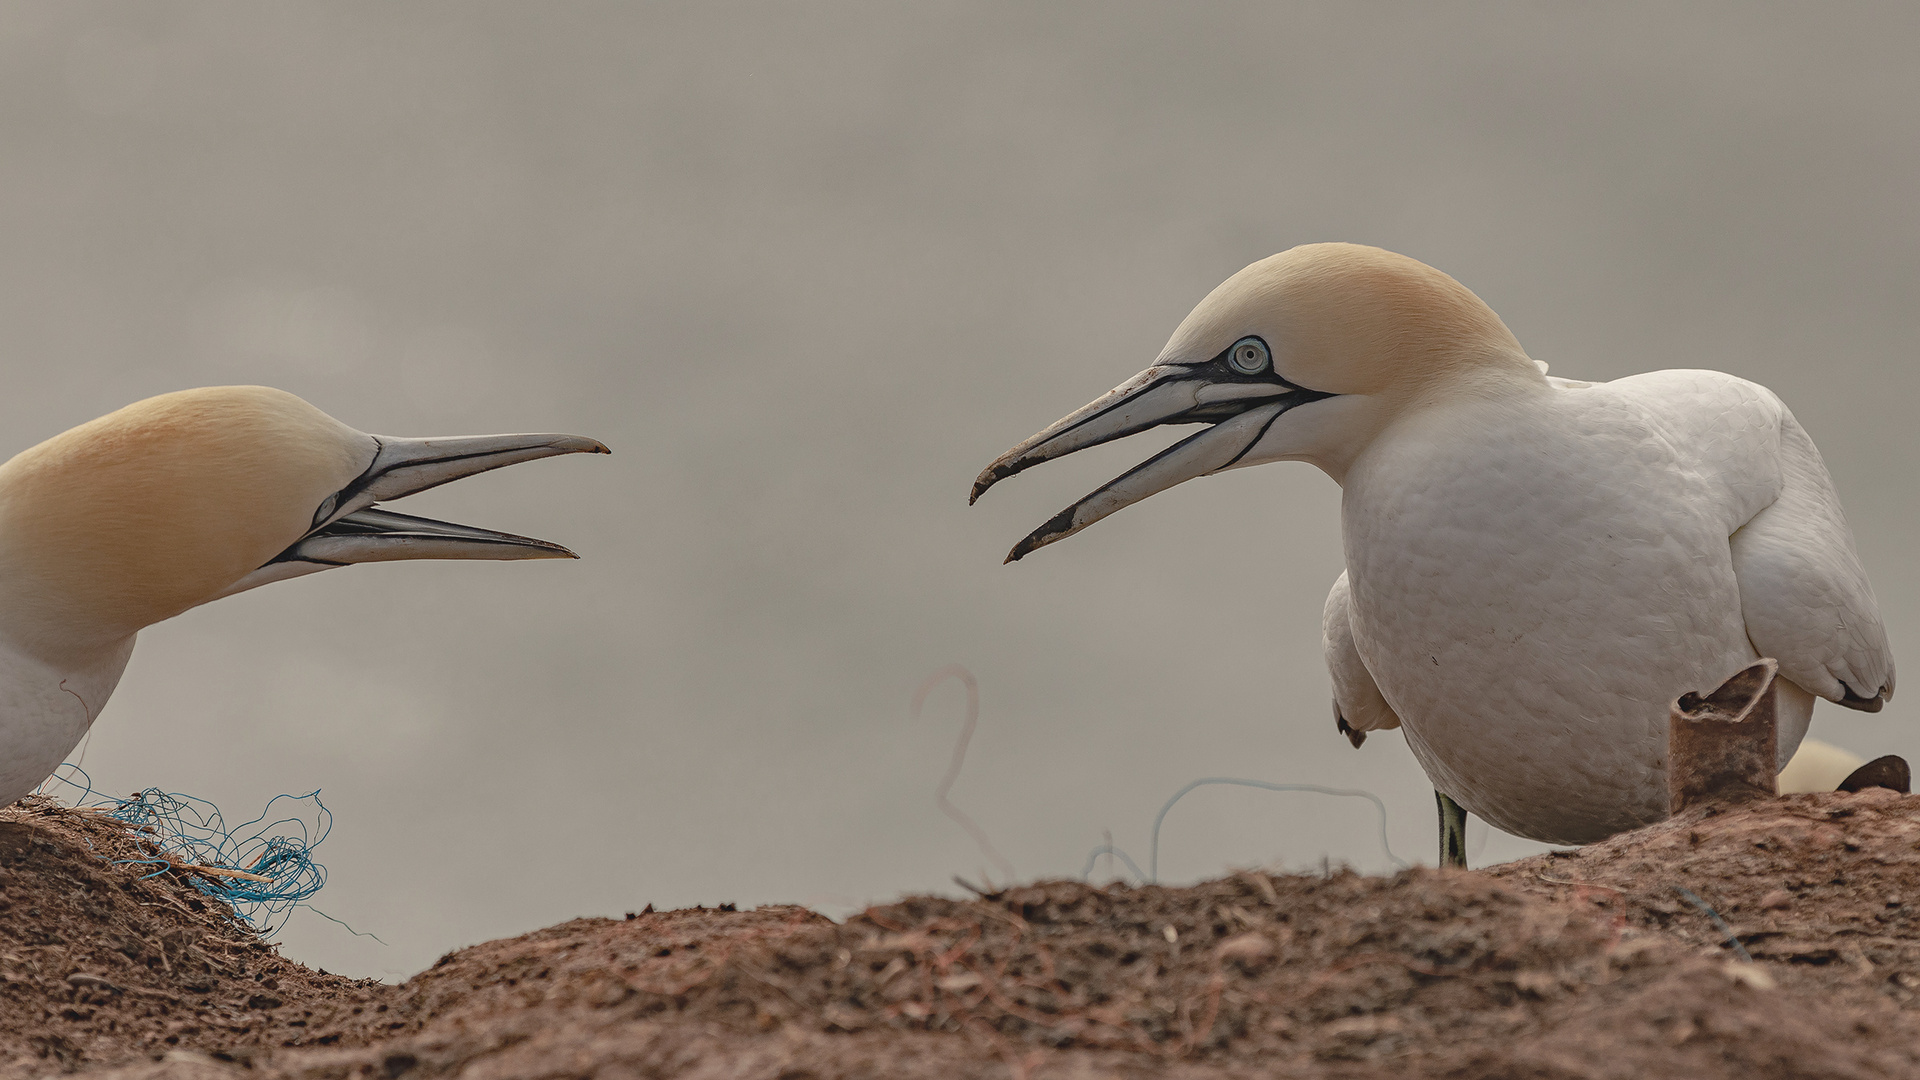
[
  {"xmin": 0, "ymin": 385, "xmax": 607, "ymax": 806},
  {"xmin": 973, "ymin": 243, "xmax": 1892, "ymax": 851}
]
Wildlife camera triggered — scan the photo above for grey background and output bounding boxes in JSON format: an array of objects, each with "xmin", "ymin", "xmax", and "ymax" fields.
[{"xmin": 3, "ymin": 3, "xmax": 1915, "ymax": 979}]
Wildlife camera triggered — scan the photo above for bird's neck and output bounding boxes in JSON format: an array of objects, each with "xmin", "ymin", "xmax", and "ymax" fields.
[
  {"xmin": 1338, "ymin": 369, "xmax": 1554, "ymax": 489},
  {"xmin": 1312, "ymin": 358, "xmax": 1549, "ymax": 487}
]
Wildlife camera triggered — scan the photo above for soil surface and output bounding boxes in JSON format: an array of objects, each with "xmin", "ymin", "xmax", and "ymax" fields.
[{"xmin": 9, "ymin": 790, "xmax": 1920, "ymax": 1078}]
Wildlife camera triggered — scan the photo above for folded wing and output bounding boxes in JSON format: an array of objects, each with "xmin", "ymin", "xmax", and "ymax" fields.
[
  {"xmin": 1323, "ymin": 571, "xmax": 1403, "ymax": 747},
  {"xmin": 1732, "ymin": 401, "xmax": 1894, "ymax": 710}
]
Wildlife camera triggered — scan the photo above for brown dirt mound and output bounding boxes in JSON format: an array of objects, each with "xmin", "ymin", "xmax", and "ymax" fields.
[
  {"xmin": 0, "ymin": 797, "xmax": 385, "ymax": 1077},
  {"xmin": 1492, "ymin": 788, "xmax": 1920, "ymax": 1019},
  {"xmin": 8, "ymin": 791, "xmax": 1920, "ymax": 1078}
]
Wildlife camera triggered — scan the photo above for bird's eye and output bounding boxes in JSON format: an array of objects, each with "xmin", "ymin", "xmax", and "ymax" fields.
[{"xmin": 1227, "ymin": 337, "xmax": 1270, "ymax": 375}]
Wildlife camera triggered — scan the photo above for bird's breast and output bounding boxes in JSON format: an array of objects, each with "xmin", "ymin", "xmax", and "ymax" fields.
[
  {"xmin": 0, "ymin": 636, "xmax": 134, "ymax": 807},
  {"xmin": 1338, "ymin": 392, "xmax": 1764, "ymax": 842}
]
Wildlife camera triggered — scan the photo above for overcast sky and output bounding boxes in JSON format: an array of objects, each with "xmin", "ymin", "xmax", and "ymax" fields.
[{"xmin": 3, "ymin": 3, "xmax": 1917, "ymax": 979}]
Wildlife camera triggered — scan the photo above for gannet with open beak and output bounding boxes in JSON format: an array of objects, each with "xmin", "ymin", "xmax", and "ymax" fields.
[
  {"xmin": 973, "ymin": 243, "xmax": 1893, "ymax": 851},
  {"xmin": 0, "ymin": 386, "xmax": 607, "ymax": 806}
]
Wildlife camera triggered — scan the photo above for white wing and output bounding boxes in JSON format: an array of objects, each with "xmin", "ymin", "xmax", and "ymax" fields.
[
  {"xmin": 1730, "ymin": 396, "xmax": 1894, "ymax": 709},
  {"xmin": 1322, "ymin": 571, "xmax": 1401, "ymax": 747}
]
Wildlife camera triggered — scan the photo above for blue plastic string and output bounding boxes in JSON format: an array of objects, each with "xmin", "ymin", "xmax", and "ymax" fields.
[
  {"xmin": 37, "ymin": 764, "xmax": 331, "ymax": 934},
  {"xmin": 1078, "ymin": 843, "xmax": 1147, "ymax": 883},
  {"xmin": 1148, "ymin": 777, "xmax": 1410, "ymax": 882}
]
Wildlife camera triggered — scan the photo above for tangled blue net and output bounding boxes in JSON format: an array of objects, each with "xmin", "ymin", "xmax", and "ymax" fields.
[{"xmin": 38, "ymin": 764, "xmax": 330, "ymax": 934}]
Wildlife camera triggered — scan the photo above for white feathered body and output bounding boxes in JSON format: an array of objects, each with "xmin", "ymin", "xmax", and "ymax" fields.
[
  {"xmin": 1329, "ymin": 369, "xmax": 1890, "ymax": 844},
  {"xmin": 0, "ymin": 639, "xmax": 133, "ymax": 804}
]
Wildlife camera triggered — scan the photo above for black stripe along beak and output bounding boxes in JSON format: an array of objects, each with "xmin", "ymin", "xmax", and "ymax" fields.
[
  {"xmin": 315, "ymin": 432, "xmax": 611, "ymax": 529},
  {"xmin": 973, "ymin": 356, "xmax": 1330, "ymax": 561}
]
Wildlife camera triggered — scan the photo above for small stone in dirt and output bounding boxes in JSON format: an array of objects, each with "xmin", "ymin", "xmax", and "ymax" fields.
[
  {"xmin": 933, "ymin": 971, "xmax": 981, "ymax": 992},
  {"xmin": 66, "ymin": 973, "xmax": 122, "ymax": 993},
  {"xmin": 822, "ymin": 1003, "xmax": 870, "ymax": 1032},
  {"xmin": 1758, "ymin": 889, "xmax": 1792, "ymax": 911},
  {"xmin": 1724, "ymin": 962, "xmax": 1777, "ymax": 990},
  {"xmin": 1216, "ymin": 932, "xmax": 1275, "ymax": 971}
]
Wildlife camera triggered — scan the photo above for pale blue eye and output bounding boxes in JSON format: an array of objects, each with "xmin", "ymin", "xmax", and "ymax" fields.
[{"xmin": 1227, "ymin": 337, "xmax": 1270, "ymax": 375}]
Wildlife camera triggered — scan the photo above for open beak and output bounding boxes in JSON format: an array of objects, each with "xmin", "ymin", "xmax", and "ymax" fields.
[
  {"xmin": 314, "ymin": 432, "xmax": 611, "ymax": 529},
  {"xmin": 278, "ymin": 506, "xmax": 580, "ymax": 565},
  {"xmin": 972, "ymin": 364, "xmax": 1328, "ymax": 562},
  {"xmin": 217, "ymin": 432, "xmax": 609, "ymax": 599}
]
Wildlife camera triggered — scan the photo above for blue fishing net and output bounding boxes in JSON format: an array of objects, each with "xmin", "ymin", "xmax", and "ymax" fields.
[{"xmin": 37, "ymin": 764, "xmax": 330, "ymax": 934}]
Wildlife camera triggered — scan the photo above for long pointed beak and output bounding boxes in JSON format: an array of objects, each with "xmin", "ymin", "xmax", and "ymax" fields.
[
  {"xmin": 315, "ymin": 432, "xmax": 609, "ymax": 528},
  {"xmin": 216, "ymin": 430, "xmax": 608, "ymax": 602},
  {"xmin": 287, "ymin": 507, "xmax": 579, "ymax": 563},
  {"xmin": 973, "ymin": 365, "xmax": 1325, "ymax": 562},
  {"xmin": 1001, "ymin": 401, "xmax": 1288, "ymax": 562},
  {"xmin": 212, "ymin": 507, "xmax": 581, "ymax": 602},
  {"xmin": 971, "ymin": 367, "xmax": 1202, "ymax": 503}
]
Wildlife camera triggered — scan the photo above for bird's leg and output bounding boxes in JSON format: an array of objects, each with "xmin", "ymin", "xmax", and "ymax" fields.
[{"xmin": 1435, "ymin": 791, "xmax": 1468, "ymax": 869}]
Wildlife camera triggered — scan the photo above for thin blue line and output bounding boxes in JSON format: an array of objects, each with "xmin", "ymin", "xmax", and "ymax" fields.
[{"xmin": 1149, "ymin": 777, "xmax": 1409, "ymax": 882}]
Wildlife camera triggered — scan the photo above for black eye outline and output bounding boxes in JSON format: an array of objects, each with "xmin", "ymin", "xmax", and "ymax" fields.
[{"xmin": 1226, "ymin": 336, "xmax": 1271, "ymax": 375}]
